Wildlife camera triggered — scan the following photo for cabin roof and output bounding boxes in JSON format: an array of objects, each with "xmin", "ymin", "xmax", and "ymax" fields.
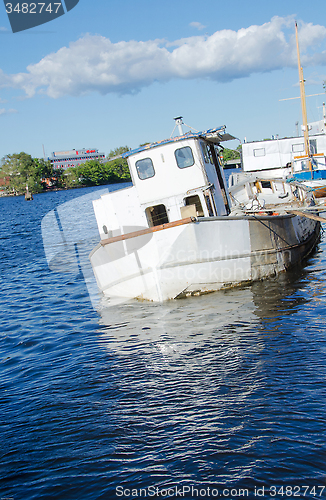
[{"xmin": 122, "ymin": 126, "xmax": 236, "ymax": 158}]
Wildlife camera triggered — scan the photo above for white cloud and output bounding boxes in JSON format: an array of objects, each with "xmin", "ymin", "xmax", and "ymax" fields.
[
  {"xmin": 0, "ymin": 108, "xmax": 18, "ymax": 115},
  {"xmin": 190, "ymin": 22, "xmax": 206, "ymax": 31},
  {"xmin": 1, "ymin": 16, "xmax": 326, "ymax": 99}
]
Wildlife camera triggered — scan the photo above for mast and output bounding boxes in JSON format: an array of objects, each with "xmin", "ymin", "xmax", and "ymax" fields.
[
  {"xmin": 174, "ymin": 116, "xmax": 184, "ymax": 135},
  {"xmin": 295, "ymin": 21, "xmax": 312, "ymax": 171}
]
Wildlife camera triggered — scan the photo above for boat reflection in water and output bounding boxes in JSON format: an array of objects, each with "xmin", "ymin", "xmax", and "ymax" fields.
[
  {"xmin": 93, "ymin": 249, "xmax": 325, "ymax": 495},
  {"xmin": 96, "ymin": 249, "xmax": 314, "ymax": 360}
]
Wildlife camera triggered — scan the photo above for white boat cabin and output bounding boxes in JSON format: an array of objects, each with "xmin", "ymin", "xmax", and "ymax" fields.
[
  {"xmin": 242, "ymin": 129, "xmax": 326, "ymax": 177},
  {"xmin": 93, "ymin": 126, "xmax": 235, "ymax": 240}
]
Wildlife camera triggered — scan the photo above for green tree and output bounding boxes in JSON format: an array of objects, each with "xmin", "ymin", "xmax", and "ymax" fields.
[
  {"xmin": 61, "ymin": 166, "xmax": 82, "ymax": 189},
  {"xmin": 106, "ymin": 157, "xmax": 131, "ymax": 181},
  {"xmin": 33, "ymin": 158, "xmax": 53, "ymax": 178},
  {"xmin": 31, "ymin": 158, "xmax": 54, "ymax": 192},
  {"xmin": 0, "ymin": 152, "xmax": 36, "ymax": 194},
  {"xmin": 222, "ymin": 145, "xmax": 242, "ymax": 162},
  {"xmin": 107, "ymin": 145, "xmax": 130, "ymax": 159},
  {"xmin": 78, "ymin": 160, "xmax": 113, "ymax": 186},
  {"xmin": 106, "ymin": 145, "xmax": 131, "ymax": 182},
  {"xmin": 52, "ymin": 167, "xmax": 65, "ymax": 189},
  {"xmin": 0, "ymin": 153, "xmax": 56, "ymax": 194}
]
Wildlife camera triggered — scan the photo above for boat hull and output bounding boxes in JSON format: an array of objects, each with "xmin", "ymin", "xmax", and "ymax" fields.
[{"xmin": 89, "ymin": 215, "xmax": 320, "ymax": 302}]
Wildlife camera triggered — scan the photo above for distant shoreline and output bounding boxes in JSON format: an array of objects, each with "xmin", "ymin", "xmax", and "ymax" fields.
[{"xmin": 0, "ymin": 180, "xmax": 130, "ymax": 198}]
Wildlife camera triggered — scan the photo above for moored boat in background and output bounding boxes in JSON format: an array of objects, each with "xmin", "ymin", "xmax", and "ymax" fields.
[{"xmin": 241, "ymin": 22, "xmax": 326, "ymax": 199}]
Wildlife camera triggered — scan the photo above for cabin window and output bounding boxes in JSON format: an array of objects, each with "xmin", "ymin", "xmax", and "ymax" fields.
[
  {"xmin": 200, "ymin": 142, "xmax": 213, "ymax": 164},
  {"xmin": 261, "ymin": 181, "xmax": 272, "ymax": 190},
  {"xmin": 135, "ymin": 157, "xmax": 155, "ymax": 180},
  {"xmin": 297, "ymin": 159, "xmax": 309, "ymax": 171},
  {"xmin": 184, "ymin": 195, "xmax": 204, "ymax": 217},
  {"xmin": 175, "ymin": 146, "xmax": 195, "ymax": 169},
  {"xmin": 310, "ymin": 139, "xmax": 317, "ymax": 155},
  {"xmin": 292, "ymin": 143, "xmax": 304, "ymax": 153},
  {"xmin": 145, "ymin": 204, "xmax": 169, "ymax": 227},
  {"xmin": 253, "ymin": 148, "xmax": 266, "ymax": 157}
]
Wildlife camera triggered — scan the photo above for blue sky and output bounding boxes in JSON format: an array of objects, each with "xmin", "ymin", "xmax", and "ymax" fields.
[{"xmin": 1, "ymin": 0, "xmax": 326, "ymax": 160}]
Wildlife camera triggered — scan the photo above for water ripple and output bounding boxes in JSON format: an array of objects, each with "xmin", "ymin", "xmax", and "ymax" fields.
[{"xmin": 1, "ymin": 188, "xmax": 326, "ymax": 500}]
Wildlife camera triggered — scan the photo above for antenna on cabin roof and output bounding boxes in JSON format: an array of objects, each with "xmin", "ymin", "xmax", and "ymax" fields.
[
  {"xmin": 174, "ymin": 116, "xmax": 184, "ymax": 135},
  {"xmin": 170, "ymin": 116, "xmax": 199, "ymax": 137},
  {"xmin": 295, "ymin": 121, "xmax": 299, "ymax": 137}
]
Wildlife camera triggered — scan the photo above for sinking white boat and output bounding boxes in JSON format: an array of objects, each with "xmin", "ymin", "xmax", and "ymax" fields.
[{"xmin": 89, "ymin": 118, "xmax": 321, "ymax": 302}]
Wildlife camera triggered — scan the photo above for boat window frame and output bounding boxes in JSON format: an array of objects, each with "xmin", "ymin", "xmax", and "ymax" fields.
[
  {"xmin": 310, "ymin": 139, "xmax": 317, "ymax": 155},
  {"xmin": 260, "ymin": 180, "xmax": 273, "ymax": 190},
  {"xmin": 292, "ymin": 143, "xmax": 304, "ymax": 153},
  {"xmin": 200, "ymin": 142, "xmax": 213, "ymax": 164},
  {"xmin": 253, "ymin": 148, "xmax": 266, "ymax": 157},
  {"xmin": 174, "ymin": 146, "xmax": 195, "ymax": 169},
  {"xmin": 145, "ymin": 204, "xmax": 169, "ymax": 227},
  {"xmin": 135, "ymin": 157, "xmax": 155, "ymax": 180},
  {"xmin": 184, "ymin": 194, "xmax": 204, "ymax": 217}
]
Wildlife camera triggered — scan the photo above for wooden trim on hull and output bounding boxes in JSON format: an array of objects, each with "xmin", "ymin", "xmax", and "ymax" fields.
[
  {"xmin": 286, "ymin": 210, "xmax": 326, "ymax": 223},
  {"xmin": 98, "ymin": 211, "xmax": 321, "ymax": 248},
  {"xmin": 100, "ymin": 217, "xmax": 196, "ymax": 246}
]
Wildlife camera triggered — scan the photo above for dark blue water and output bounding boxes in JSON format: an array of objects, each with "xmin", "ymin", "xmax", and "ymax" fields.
[{"xmin": 1, "ymin": 186, "xmax": 326, "ymax": 500}]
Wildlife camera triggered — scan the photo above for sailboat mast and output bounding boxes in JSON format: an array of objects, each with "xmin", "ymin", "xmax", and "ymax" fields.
[{"xmin": 295, "ymin": 21, "xmax": 311, "ymax": 162}]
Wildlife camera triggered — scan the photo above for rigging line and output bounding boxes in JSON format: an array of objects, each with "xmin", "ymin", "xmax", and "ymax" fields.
[
  {"xmin": 279, "ymin": 93, "xmax": 324, "ymax": 101},
  {"xmin": 252, "ymin": 215, "xmax": 292, "ymax": 247}
]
